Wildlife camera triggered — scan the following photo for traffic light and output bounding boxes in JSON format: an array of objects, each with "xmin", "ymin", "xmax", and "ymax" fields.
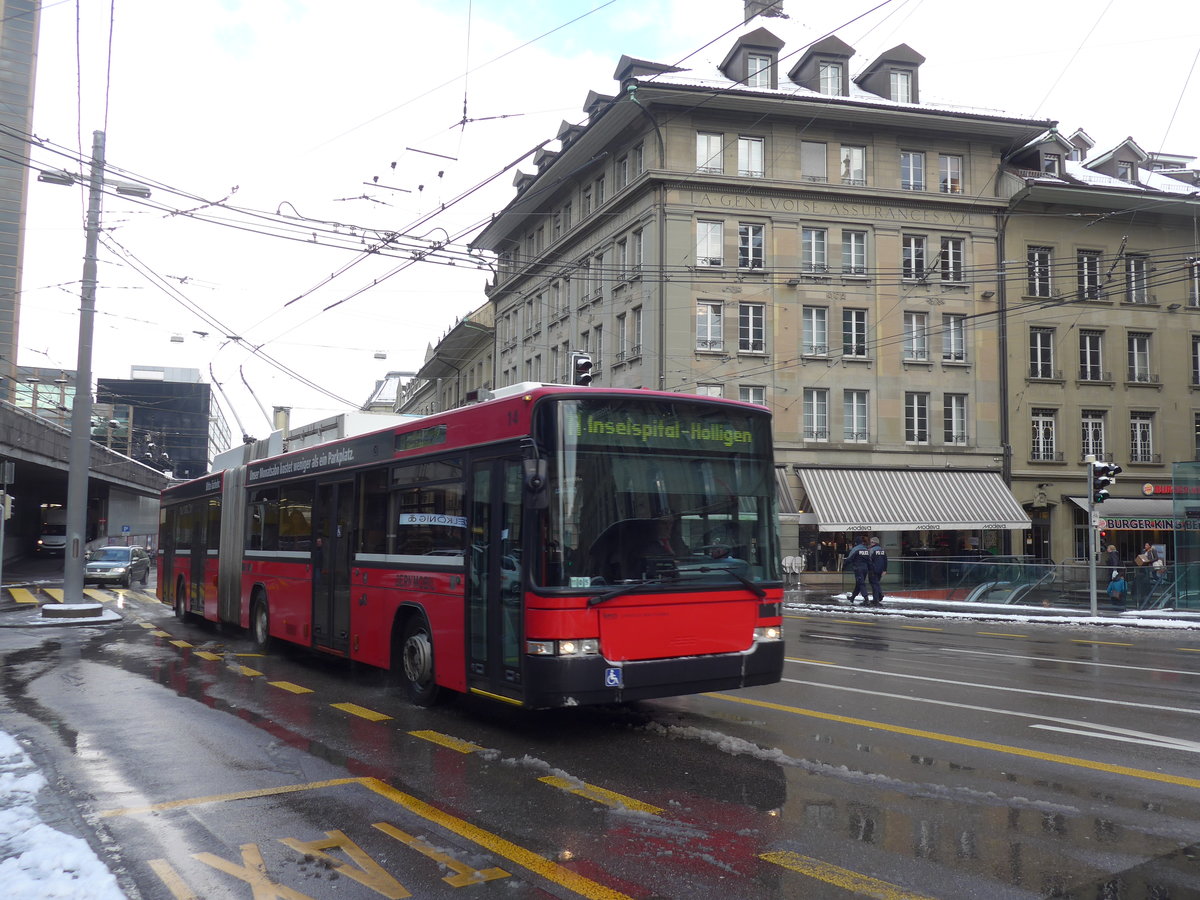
[
  {"xmin": 1092, "ymin": 461, "xmax": 1122, "ymax": 504},
  {"xmin": 571, "ymin": 352, "xmax": 593, "ymax": 386}
]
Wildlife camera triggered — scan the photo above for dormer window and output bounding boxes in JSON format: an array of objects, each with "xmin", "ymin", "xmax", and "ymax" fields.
[
  {"xmin": 819, "ymin": 61, "xmax": 842, "ymax": 95},
  {"xmin": 1117, "ymin": 161, "xmax": 1134, "ymax": 182},
  {"xmin": 890, "ymin": 70, "xmax": 913, "ymax": 102},
  {"xmin": 1043, "ymin": 153, "xmax": 1061, "ymax": 176},
  {"xmin": 747, "ymin": 53, "xmax": 772, "ymax": 88}
]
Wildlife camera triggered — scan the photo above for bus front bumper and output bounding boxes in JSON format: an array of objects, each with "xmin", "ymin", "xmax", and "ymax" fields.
[{"xmin": 520, "ymin": 639, "xmax": 785, "ymax": 709}]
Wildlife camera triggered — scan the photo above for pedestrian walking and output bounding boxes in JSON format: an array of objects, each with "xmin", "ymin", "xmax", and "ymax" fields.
[
  {"xmin": 1107, "ymin": 571, "xmax": 1128, "ymax": 610},
  {"xmin": 1105, "ymin": 544, "xmax": 1121, "ymax": 581},
  {"xmin": 865, "ymin": 536, "xmax": 888, "ymax": 606},
  {"xmin": 844, "ymin": 537, "xmax": 870, "ymax": 603}
]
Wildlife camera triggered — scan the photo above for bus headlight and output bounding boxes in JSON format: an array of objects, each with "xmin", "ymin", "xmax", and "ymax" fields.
[
  {"xmin": 754, "ymin": 625, "xmax": 782, "ymax": 642},
  {"xmin": 526, "ymin": 639, "xmax": 601, "ymax": 657}
]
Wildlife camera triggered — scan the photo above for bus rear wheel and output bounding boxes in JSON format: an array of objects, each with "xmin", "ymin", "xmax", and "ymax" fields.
[
  {"xmin": 399, "ymin": 616, "xmax": 440, "ymax": 707},
  {"xmin": 252, "ymin": 596, "xmax": 273, "ymax": 652},
  {"xmin": 174, "ymin": 578, "xmax": 190, "ymax": 621}
]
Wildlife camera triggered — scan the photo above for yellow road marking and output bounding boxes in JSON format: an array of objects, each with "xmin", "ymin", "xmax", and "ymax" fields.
[
  {"xmin": 105, "ymin": 777, "xmax": 632, "ymax": 900},
  {"xmin": 147, "ymin": 858, "xmax": 200, "ymax": 900},
  {"xmin": 169, "ymin": 640, "xmax": 192, "ymax": 649},
  {"xmin": 269, "ymin": 681, "xmax": 313, "ymax": 694},
  {"xmin": 977, "ymin": 631, "xmax": 1027, "ymax": 637},
  {"xmin": 374, "ymin": 822, "xmax": 509, "ymax": 887},
  {"xmin": 236, "ymin": 666, "xmax": 263, "ymax": 677},
  {"xmin": 8, "ymin": 587, "xmax": 40, "ymax": 605},
  {"xmin": 410, "ymin": 730, "xmax": 483, "ymax": 754},
  {"xmin": 831, "ymin": 618, "xmax": 877, "ymax": 626},
  {"xmin": 1179, "ymin": 648, "xmax": 1200, "ymax": 653},
  {"xmin": 139, "ymin": 622, "xmax": 156, "ymax": 630},
  {"xmin": 900, "ymin": 625, "xmax": 943, "ymax": 632},
  {"xmin": 762, "ymin": 850, "xmax": 935, "ymax": 900},
  {"xmin": 539, "ymin": 775, "xmax": 663, "ymax": 814},
  {"xmin": 709, "ymin": 693, "xmax": 1200, "ymax": 789},
  {"xmin": 151, "ymin": 630, "xmax": 171, "ymax": 637},
  {"xmin": 332, "ymin": 702, "xmax": 391, "ymax": 722},
  {"xmin": 44, "ymin": 588, "xmax": 64, "ymax": 603},
  {"xmin": 233, "ymin": 653, "xmax": 266, "ymax": 658},
  {"xmin": 83, "ymin": 589, "xmax": 109, "ymax": 602},
  {"xmin": 1072, "ymin": 639, "xmax": 1133, "ymax": 647},
  {"xmin": 193, "ymin": 651, "xmax": 222, "ymax": 661},
  {"xmin": 785, "ymin": 657, "xmax": 834, "ymax": 666}
]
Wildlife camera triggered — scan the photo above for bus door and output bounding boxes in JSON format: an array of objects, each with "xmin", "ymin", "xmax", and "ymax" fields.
[
  {"xmin": 466, "ymin": 456, "xmax": 525, "ymax": 702},
  {"xmin": 189, "ymin": 502, "xmax": 207, "ymax": 611},
  {"xmin": 312, "ymin": 480, "xmax": 353, "ymax": 654}
]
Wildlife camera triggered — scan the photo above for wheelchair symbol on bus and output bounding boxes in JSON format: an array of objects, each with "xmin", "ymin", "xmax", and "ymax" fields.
[{"xmin": 604, "ymin": 667, "xmax": 623, "ymax": 688}]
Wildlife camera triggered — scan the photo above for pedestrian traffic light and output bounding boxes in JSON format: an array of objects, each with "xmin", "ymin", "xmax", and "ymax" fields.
[
  {"xmin": 1092, "ymin": 461, "xmax": 1122, "ymax": 504},
  {"xmin": 571, "ymin": 352, "xmax": 593, "ymax": 386}
]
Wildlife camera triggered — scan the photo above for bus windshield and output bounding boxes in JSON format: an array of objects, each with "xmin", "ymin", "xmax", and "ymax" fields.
[{"xmin": 534, "ymin": 397, "xmax": 780, "ymax": 589}]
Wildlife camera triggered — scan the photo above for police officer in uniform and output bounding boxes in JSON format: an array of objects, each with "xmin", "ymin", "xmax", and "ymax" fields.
[{"xmin": 865, "ymin": 536, "xmax": 888, "ymax": 606}]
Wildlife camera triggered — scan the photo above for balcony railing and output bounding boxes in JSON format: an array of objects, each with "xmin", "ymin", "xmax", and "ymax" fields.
[
  {"xmin": 1030, "ymin": 450, "xmax": 1064, "ymax": 462},
  {"xmin": 1129, "ymin": 451, "xmax": 1162, "ymax": 464},
  {"xmin": 1029, "ymin": 367, "xmax": 1063, "ymax": 380},
  {"xmin": 1128, "ymin": 372, "xmax": 1160, "ymax": 384},
  {"xmin": 1078, "ymin": 369, "xmax": 1112, "ymax": 382},
  {"xmin": 696, "ymin": 338, "xmax": 724, "ymax": 352}
]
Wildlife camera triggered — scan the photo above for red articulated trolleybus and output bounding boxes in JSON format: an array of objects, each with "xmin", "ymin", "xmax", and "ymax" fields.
[{"xmin": 157, "ymin": 385, "xmax": 784, "ymax": 709}]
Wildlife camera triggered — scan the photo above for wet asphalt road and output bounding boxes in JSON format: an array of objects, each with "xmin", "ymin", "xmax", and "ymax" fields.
[{"xmin": 1, "ymin": 576, "xmax": 1199, "ymax": 899}]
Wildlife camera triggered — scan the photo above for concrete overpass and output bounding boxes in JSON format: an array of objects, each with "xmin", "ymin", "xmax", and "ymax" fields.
[{"xmin": 1, "ymin": 401, "xmax": 169, "ymax": 564}]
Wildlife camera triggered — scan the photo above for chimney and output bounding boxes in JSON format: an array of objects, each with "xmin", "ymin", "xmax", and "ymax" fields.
[{"xmin": 745, "ymin": 0, "xmax": 787, "ymax": 21}]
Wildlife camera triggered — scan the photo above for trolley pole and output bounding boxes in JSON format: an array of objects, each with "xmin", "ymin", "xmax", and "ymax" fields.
[{"xmin": 62, "ymin": 130, "xmax": 105, "ymax": 603}]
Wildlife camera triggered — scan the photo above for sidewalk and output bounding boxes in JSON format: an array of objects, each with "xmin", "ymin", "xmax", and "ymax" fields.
[{"xmin": 785, "ymin": 585, "xmax": 1200, "ymax": 629}]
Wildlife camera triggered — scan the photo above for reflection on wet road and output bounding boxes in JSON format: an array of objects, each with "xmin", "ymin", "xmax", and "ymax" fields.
[{"xmin": 1, "ymin": 590, "xmax": 1198, "ymax": 897}]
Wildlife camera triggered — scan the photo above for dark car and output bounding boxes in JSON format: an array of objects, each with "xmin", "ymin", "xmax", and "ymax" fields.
[{"xmin": 84, "ymin": 546, "xmax": 151, "ymax": 588}]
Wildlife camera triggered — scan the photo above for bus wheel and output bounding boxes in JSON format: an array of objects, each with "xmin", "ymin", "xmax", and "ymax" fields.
[
  {"xmin": 252, "ymin": 596, "xmax": 273, "ymax": 652},
  {"xmin": 399, "ymin": 616, "xmax": 440, "ymax": 707},
  {"xmin": 174, "ymin": 579, "xmax": 190, "ymax": 621}
]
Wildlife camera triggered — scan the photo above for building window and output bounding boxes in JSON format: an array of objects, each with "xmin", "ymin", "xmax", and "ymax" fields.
[
  {"xmin": 632, "ymin": 143, "xmax": 643, "ymax": 175},
  {"xmin": 595, "ymin": 175, "xmax": 605, "ymax": 206},
  {"xmin": 903, "ymin": 311, "xmax": 929, "ymax": 361},
  {"xmin": 631, "ymin": 306, "xmax": 643, "ymax": 357},
  {"xmin": 940, "ymin": 237, "xmax": 964, "ymax": 282},
  {"xmin": 614, "ymin": 154, "xmax": 628, "ymax": 190},
  {"xmin": 1130, "ymin": 412, "xmax": 1154, "ymax": 462},
  {"xmin": 844, "ymin": 390, "xmax": 868, "ymax": 442},
  {"xmin": 1079, "ymin": 330, "xmax": 1104, "ymax": 382},
  {"xmin": 738, "ymin": 223, "xmax": 765, "ymax": 268},
  {"xmin": 890, "ymin": 69, "xmax": 913, "ymax": 102},
  {"xmin": 562, "ymin": 201, "xmax": 572, "ymax": 230},
  {"xmin": 1029, "ymin": 327, "xmax": 1056, "ymax": 378},
  {"xmin": 1077, "ymin": 250, "xmax": 1102, "ymax": 300},
  {"xmin": 747, "ymin": 53, "xmax": 772, "ymax": 88},
  {"xmin": 900, "ymin": 151, "xmax": 925, "ymax": 190},
  {"xmin": 696, "ymin": 383, "xmax": 722, "ymax": 398},
  {"xmin": 801, "ymin": 141, "xmax": 827, "ymax": 182},
  {"xmin": 840, "ymin": 146, "xmax": 866, "ymax": 185},
  {"xmin": 631, "ymin": 228, "xmax": 643, "ymax": 271},
  {"xmin": 616, "ymin": 238, "xmax": 628, "ymax": 280},
  {"xmin": 942, "ymin": 314, "xmax": 966, "ymax": 361},
  {"xmin": 843, "ymin": 309, "xmax": 868, "ymax": 358},
  {"xmin": 1027, "ymin": 246, "xmax": 1053, "ymax": 297},
  {"xmin": 1117, "ymin": 160, "xmax": 1134, "ymax": 182},
  {"xmin": 740, "ymin": 385, "xmax": 766, "ymax": 406},
  {"xmin": 1126, "ymin": 254, "xmax": 1149, "ymax": 303},
  {"xmin": 1190, "ymin": 259, "xmax": 1200, "ymax": 308},
  {"xmin": 1031, "ymin": 408, "xmax": 1057, "ymax": 461},
  {"xmin": 1042, "ymin": 153, "xmax": 1061, "ymax": 176},
  {"xmin": 818, "ymin": 61, "xmax": 842, "ymax": 95},
  {"xmin": 1082, "ymin": 410, "xmax": 1106, "ymax": 460},
  {"xmin": 738, "ymin": 136, "xmax": 765, "ymax": 177},
  {"xmin": 696, "ymin": 132, "xmax": 723, "ymax": 174},
  {"xmin": 739, "ymin": 303, "xmax": 765, "ymax": 352},
  {"xmin": 905, "ymin": 392, "xmax": 929, "ymax": 444},
  {"xmin": 696, "ymin": 301, "xmax": 723, "ymax": 351},
  {"xmin": 615, "ymin": 313, "xmax": 627, "ymax": 361},
  {"xmin": 842, "ymin": 230, "xmax": 866, "ymax": 275},
  {"xmin": 802, "ymin": 306, "xmax": 828, "ymax": 355},
  {"xmin": 944, "ymin": 394, "xmax": 967, "ymax": 444},
  {"xmin": 801, "ymin": 227, "xmax": 827, "ymax": 272},
  {"xmin": 1195, "ymin": 413, "xmax": 1200, "ymax": 460},
  {"xmin": 938, "ymin": 154, "xmax": 962, "ymax": 193},
  {"xmin": 582, "ymin": 188, "xmax": 592, "ymax": 218},
  {"xmin": 696, "ymin": 221, "xmax": 723, "ymax": 266},
  {"xmin": 1193, "ymin": 335, "xmax": 1200, "ymax": 386},
  {"xmin": 803, "ymin": 388, "xmax": 829, "ymax": 441},
  {"xmin": 902, "ymin": 235, "xmax": 926, "ymax": 280},
  {"xmin": 1127, "ymin": 332, "xmax": 1153, "ymax": 382}
]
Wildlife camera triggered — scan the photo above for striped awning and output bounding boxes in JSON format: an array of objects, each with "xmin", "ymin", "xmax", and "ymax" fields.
[{"xmin": 794, "ymin": 467, "xmax": 1031, "ymax": 533}]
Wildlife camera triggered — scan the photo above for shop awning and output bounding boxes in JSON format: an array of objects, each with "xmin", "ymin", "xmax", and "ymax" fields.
[
  {"xmin": 1067, "ymin": 496, "xmax": 1199, "ymax": 530},
  {"xmin": 795, "ymin": 468, "xmax": 1031, "ymax": 532}
]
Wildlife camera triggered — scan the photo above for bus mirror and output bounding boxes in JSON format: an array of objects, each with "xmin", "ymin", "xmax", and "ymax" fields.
[{"xmin": 523, "ymin": 459, "xmax": 548, "ymax": 507}]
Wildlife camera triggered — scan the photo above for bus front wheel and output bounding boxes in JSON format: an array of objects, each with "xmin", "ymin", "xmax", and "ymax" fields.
[
  {"xmin": 252, "ymin": 596, "xmax": 273, "ymax": 652},
  {"xmin": 399, "ymin": 616, "xmax": 440, "ymax": 707}
]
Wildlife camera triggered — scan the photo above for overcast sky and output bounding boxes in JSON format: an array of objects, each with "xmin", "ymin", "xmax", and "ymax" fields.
[{"xmin": 18, "ymin": 0, "xmax": 1200, "ymax": 438}]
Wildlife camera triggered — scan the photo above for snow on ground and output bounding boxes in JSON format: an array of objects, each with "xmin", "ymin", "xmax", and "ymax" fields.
[{"xmin": 0, "ymin": 729, "xmax": 125, "ymax": 900}]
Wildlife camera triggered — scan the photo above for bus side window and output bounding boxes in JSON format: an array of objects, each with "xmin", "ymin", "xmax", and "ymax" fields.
[
  {"xmin": 247, "ymin": 488, "xmax": 280, "ymax": 551},
  {"xmin": 359, "ymin": 469, "xmax": 389, "ymax": 554}
]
